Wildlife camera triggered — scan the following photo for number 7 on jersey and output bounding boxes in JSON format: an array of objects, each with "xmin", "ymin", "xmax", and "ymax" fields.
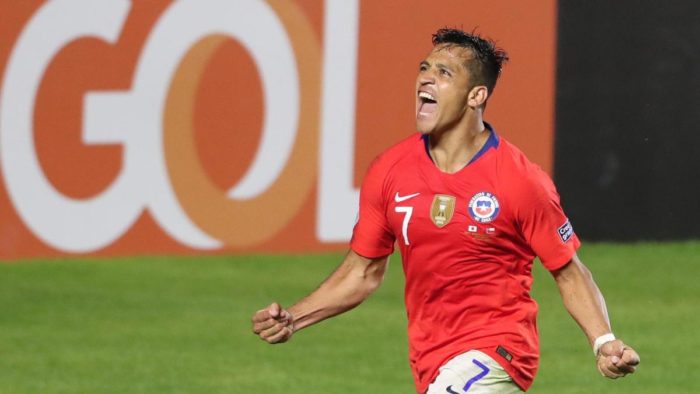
[{"xmin": 395, "ymin": 206, "xmax": 413, "ymax": 245}]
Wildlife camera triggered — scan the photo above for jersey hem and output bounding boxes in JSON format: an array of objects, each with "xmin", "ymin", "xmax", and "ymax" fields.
[
  {"xmin": 417, "ymin": 345, "xmax": 533, "ymax": 393},
  {"xmin": 541, "ymin": 236, "xmax": 581, "ymax": 272},
  {"xmin": 349, "ymin": 243, "xmax": 393, "ymax": 260}
]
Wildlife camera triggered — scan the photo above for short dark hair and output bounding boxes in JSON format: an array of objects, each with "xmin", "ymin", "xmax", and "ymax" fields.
[{"xmin": 432, "ymin": 28, "xmax": 509, "ymax": 94}]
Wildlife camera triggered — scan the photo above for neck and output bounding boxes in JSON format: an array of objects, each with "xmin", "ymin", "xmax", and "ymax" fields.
[{"xmin": 428, "ymin": 112, "xmax": 489, "ymax": 174}]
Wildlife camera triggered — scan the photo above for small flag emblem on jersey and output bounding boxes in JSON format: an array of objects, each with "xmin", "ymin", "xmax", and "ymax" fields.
[
  {"xmin": 496, "ymin": 346, "xmax": 513, "ymax": 362},
  {"xmin": 430, "ymin": 194, "xmax": 456, "ymax": 228},
  {"xmin": 468, "ymin": 192, "xmax": 500, "ymax": 223}
]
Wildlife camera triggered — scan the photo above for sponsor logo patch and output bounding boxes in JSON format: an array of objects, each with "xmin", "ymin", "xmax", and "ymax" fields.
[
  {"xmin": 430, "ymin": 194, "xmax": 456, "ymax": 228},
  {"xmin": 468, "ymin": 192, "xmax": 500, "ymax": 223},
  {"xmin": 558, "ymin": 220, "xmax": 574, "ymax": 242}
]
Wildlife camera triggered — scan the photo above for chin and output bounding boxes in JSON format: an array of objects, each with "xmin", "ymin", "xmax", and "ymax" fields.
[
  {"xmin": 416, "ymin": 126, "xmax": 432, "ymax": 135},
  {"xmin": 415, "ymin": 119, "xmax": 435, "ymax": 134}
]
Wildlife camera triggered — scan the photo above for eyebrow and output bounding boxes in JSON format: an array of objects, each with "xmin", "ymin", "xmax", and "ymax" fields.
[
  {"xmin": 420, "ymin": 59, "xmax": 457, "ymax": 70},
  {"xmin": 421, "ymin": 60, "xmax": 456, "ymax": 71},
  {"xmin": 436, "ymin": 62, "xmax": 455, "ymax": 71}
]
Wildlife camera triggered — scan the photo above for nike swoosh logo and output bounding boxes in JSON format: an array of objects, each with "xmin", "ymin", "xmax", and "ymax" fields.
[
  {"xmin": 445, "ymin": 385, "xmax": 460, "ymax": 394},
  {"xmin": 394, "ymin": 192, "xmax": 420, "ymax": 202}
]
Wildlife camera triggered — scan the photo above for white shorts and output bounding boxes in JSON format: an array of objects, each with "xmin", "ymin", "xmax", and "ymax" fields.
[{"xmin": 425, "ymin": 350, "xmax": 523, "ymax": 394}]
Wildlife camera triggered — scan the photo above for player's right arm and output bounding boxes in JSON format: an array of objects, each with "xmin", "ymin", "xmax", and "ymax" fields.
[
  {"xmin": 251, "ymin": 250, "xmax": 389, "ymax": 344},
  {"xmin": 253, "ymin": 151, "xmax": 396, "ymax": 344}
]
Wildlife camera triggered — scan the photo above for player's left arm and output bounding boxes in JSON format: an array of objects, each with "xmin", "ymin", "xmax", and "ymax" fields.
[{"xmin": 552, "ymin": 253, "xmax": 640, "ymax": 379}]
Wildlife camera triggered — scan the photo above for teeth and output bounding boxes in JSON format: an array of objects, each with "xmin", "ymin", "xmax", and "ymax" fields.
[{"xmin": 419, "ymin": 91, "xmax": 435, "ymax": 101}]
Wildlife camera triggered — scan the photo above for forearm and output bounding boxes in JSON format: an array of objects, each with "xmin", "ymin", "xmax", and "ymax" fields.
[
  {"xmin": 288, "ymin": 251, "xmax": 387, "ymax": 332},
  {"xmin": 553, "ymin": 255, "xmax": 612, "ymax": 345}
]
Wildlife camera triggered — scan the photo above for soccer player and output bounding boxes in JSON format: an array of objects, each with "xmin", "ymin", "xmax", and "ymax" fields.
[{"xmin": 251, "ymin": 28, "xmax": 640, "ymax": 393}]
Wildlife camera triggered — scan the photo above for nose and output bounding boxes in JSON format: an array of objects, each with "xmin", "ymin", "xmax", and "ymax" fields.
[{"xmin": 419, "ymin": 72, "xmax": 435, "ymax": 86}]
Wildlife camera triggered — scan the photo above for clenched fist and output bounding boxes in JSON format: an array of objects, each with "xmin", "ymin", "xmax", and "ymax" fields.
[
  {"xmin": 597, "ymin": 339, "xmax": 640, "ymax": 379},
  {"xmin": 251, "ymin": 302, "xmax": 294, "ymax": 344}
]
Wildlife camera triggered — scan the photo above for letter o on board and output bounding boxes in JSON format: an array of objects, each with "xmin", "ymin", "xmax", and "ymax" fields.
[{"xmin": 164, "ymin": 0, "xmax": 320, "ymax": 247}]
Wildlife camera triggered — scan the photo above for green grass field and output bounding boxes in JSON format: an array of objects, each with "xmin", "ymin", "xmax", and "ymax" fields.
[{"xmin": 1, "ymin": 242, "xmax": 698, "ymax": 393}]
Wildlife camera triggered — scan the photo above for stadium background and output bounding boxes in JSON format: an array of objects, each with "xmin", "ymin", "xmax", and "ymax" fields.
[{"xmin": 1, "ymin": 1, "xmax": 698, "ymax": 393}]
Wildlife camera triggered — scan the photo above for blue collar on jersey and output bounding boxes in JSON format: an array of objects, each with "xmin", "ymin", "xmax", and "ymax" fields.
[{"xmin": 422, "ymin": 122, "xmax": 500, "ymax": 165}]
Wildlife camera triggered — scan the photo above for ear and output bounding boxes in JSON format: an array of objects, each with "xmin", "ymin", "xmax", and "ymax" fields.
[{"xmin": 467, "ymin": 85, "xmax": 489, "ymax": 108}]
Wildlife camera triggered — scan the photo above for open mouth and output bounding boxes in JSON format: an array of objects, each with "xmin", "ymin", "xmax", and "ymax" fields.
[{"xmin": 418, "ymin": 91, "xmax": 437, "ymax": 115}]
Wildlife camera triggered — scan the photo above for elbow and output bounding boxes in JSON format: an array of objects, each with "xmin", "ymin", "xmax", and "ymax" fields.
[
  {"xmin": 577, "ymin": 261, "xmax": 594, "ymax": 282},
  {"xmin": 554, "ymin": 254, "xmax": 592, "ymax": 283},
  {"xmin": 350, "ymin": 261, "xmax": 388, "ymax": 306},
  {"xmin": 366, "ymin": 258, "xmax": 388, "ymax": 293},
  {"xmin": 330, "ymin": 253, "xmax": 389, "ymax": 310}
]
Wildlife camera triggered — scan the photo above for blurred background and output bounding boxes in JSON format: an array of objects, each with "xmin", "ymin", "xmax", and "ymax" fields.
[{"xmin": 0, "ymin": 0, "xmax": 698, "ymax": 393}]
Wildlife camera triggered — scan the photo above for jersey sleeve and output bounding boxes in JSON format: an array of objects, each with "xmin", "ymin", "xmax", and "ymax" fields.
[
  {"xmin": 515, "ymin": 169, "xmax": 581, "ymax": 271},
  {"xmin": 350, "ymin": 157, "xmax": 396, "ymax": 258}
]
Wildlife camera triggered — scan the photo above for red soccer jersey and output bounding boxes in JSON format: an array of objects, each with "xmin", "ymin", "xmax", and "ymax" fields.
[{"xmin": 350, "ymin": 125, "xmax": 580, "ymax": 393}]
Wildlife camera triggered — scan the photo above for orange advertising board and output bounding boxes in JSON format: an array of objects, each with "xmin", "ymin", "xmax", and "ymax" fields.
[{"xmin": 0, "ymin": 0, "xmax": 556, "ymax": 259}]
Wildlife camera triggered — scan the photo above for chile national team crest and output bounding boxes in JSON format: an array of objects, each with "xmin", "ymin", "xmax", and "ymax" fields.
[{"xmin": 468, "ymin": 192, "xmax": 500, "ymax": 223}]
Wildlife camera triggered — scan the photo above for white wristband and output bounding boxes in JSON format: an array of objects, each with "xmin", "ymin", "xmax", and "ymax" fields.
[{"xmin": 593, "ymin": 333, "xmax": 616, "ymax": 355}]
